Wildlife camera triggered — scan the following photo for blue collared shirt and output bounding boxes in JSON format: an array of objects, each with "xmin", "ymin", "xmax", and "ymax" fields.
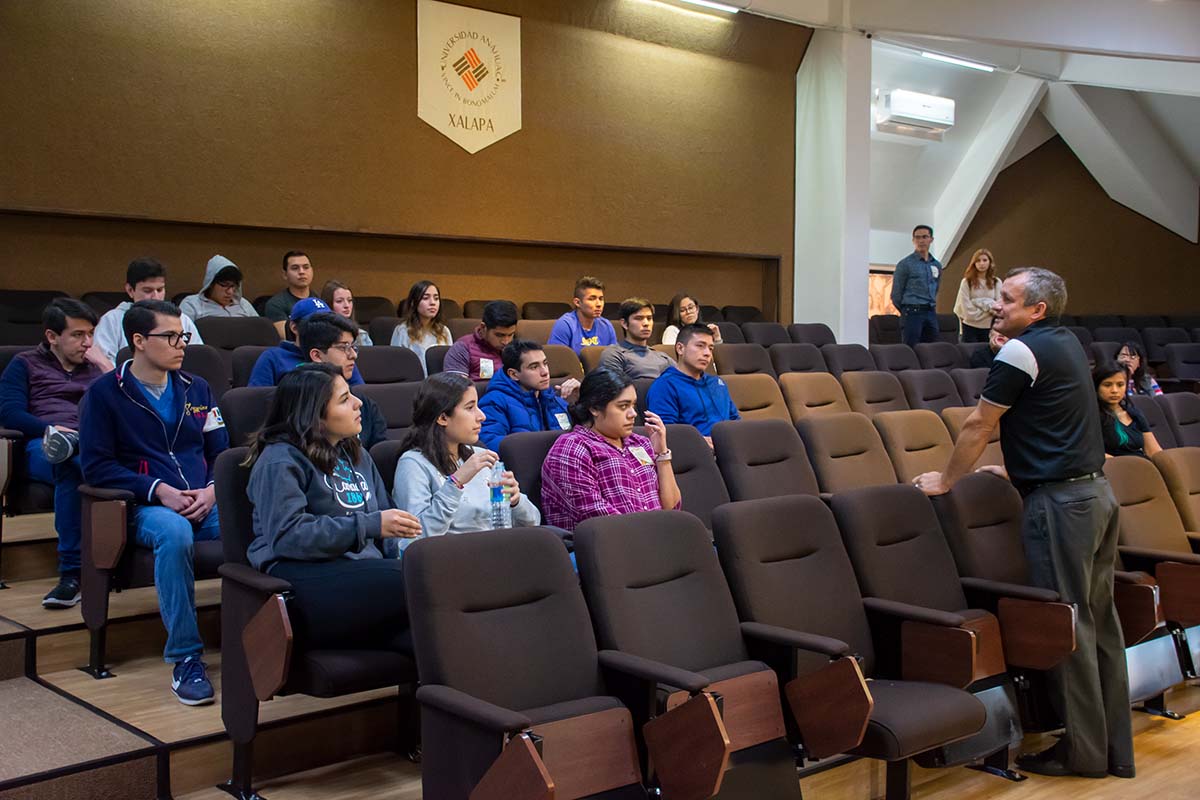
[{"xmin": 891, "ymin": 251, "xmax": 943, "ymax": 309}]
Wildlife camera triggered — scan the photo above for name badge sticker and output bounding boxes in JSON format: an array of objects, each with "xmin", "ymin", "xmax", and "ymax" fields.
[
  {"xmin": 629, "ymin": 446, "xmax": 654, "ymax": 466},
  {"xmin": 479, "ymin": 358, "xmax": 494, "ymax": 379},
  {"xmin": 554, "ymin": 412, "xmax": 571, "ymax": 430},
  {"xmin": 931, "ymin": 265, "xmax": 940, "ymax": 279}
]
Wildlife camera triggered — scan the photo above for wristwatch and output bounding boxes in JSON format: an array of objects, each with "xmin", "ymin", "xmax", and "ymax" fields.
[{"xmin": 654, "ymin": 449, "xmax": 672, "ymax": 463}]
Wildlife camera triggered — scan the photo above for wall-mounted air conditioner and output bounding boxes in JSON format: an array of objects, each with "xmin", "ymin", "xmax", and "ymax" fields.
[{"xmin": 875, "ymin": 89, "xmax": 955, "ymax": 143}]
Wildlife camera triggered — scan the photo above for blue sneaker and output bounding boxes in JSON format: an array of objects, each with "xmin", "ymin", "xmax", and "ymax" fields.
[{"xmin": 171, "ymin": 656, "xmax": 215, "ymax": 706}]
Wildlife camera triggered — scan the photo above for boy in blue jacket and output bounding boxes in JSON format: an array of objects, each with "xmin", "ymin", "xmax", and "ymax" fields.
[
  {"xmin": 248, "ymin": 297, "xmax": 364, "ymax": 387},
  {"xmin": 79, "ymin": 300, "xmax": 229, "ymax": 706},
  {"xmin": 478, "ymin": 340, "xmax": 580, "ymax": 451},
  {"xmin": 645, "ymin": 324, "xmax": 739, "ymax": 445}
]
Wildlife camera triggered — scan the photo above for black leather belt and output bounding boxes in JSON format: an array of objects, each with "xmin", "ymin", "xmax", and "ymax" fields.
[{"xmin": 1018, "ymin": 471, "xmax": 1104, "ymax": 496}]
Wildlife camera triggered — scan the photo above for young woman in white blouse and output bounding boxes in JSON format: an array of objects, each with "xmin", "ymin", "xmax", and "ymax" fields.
[
  {"xmin": 953, "ymin": 249, "xmax": 1002, "ymax": 343},
  {"xmin": 390, "ymin": 280, "xmax": 453, "ymax": 374},
  {"xmin": 661, "ymin": 292, "xmax": 722, "ymax": 347}
]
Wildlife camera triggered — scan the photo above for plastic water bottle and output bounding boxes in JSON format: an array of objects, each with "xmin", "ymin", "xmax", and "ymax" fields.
[{"xmin": 489, "ymin": 461, "xmax": 512, "ymax": 529}]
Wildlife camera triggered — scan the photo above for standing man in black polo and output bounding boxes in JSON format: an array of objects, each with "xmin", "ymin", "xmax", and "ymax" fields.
[
  {"xmin": 912, "ymin": 267, "xmax": 1133, "ymax": 780},
  {"xmin": 891, "ymin": 224, "xmax": 942, "ymax": 346}
]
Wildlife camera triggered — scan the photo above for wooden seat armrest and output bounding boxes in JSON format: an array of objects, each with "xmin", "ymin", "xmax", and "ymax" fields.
[
  {"xmin": 0, "ymin": 427, "xmax": 24, "ymax": 440},
  {"xmin": 219, "ymin": 563, "xmax": 293, "ymax": 596},
  {"xmin": 996, "ymin": 597, "xmax": 1076, "ymax": 670},
  {"xmin": 470, "ymin": 733, "xmax": 554, "ymax": 800},
  {"xmin": 1114, "ymin": 579, "xmax": 1163, "ymax": 646},
  {"xmin": 243, "ymin": 593, "xmax": 292, "ymax": 701},
  {"xmin": 785, "ymin": 657, "xmax": 873, "ymax": 759},
  {"xmin": 416, "ymin": 684, "xmax": 533, "ymax": 734},
  {"xmin": 1156, "ymin": 561, "xmax": 1200, "ymax": 627},
  {"xmin": 644, "ymin": 693, "xmax": 730, "ymax": 800},
  {"xmin": 1114, "ymin": 570, "xmax": 1156, "ymax": 586},
  {"xmin": 598, "ymin": 650, "xmax": 710, "ymax": 694},
  {"xmin": 740, "ymin": 621, "xmax": 851, "ymax": 659},
  {"xmin": 81, "ymin": 487, "xmax": 130, "ymax": 570},
  {"xmin": 900, "ymin": 621, "xmax": 977, "ymax": 688}
]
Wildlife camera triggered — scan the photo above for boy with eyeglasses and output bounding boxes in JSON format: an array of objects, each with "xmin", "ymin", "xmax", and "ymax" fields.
[
  {"xmin": 79, "ymin": 300, "xmax": 228, "ymax": 706},
  {"xmin": 248, "ymin": 297, "xmax": 364, "ymax": 387},
  {"xmin": 299, "ymin": 313, "xmax": 387, "ymax": 450}
]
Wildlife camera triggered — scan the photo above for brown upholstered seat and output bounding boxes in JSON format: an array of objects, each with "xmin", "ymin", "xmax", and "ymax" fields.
[
  {"xmin": 796, "ymin": 412, "xmax": 897, "ymax": 493},
  {"xmin": 515, "ymin": 318, "xmax": 556, "ymax": 345},
  {"xmin": 722, "ymin": 305, "xmax": 764, "ymax": 325},
  {"xmin": 498, "ymin": 430, "xmax": 567, "ymax": 511},
  {"xmin": 425, "ymin": 344, "xmax": 450, "ymax": 375},
  {"xmin": 354, "ymin": 346, "xmax": 424, "ymax": 383},
  {"xmin": 914, "ymin": 342, "xmax": 965, "ymax": 371},
  {"xmin": 722, "ymin": 373, "xmax": 790, "ymax": 423},
  {"xmin": 663, "ymin": 424, "xmax": 730, "ymax": 529},
  {"xmin": 1164, "ymin": 343, "xmax": 1200, "ymax": 383},
  {"xmin": 1143, "ymin": 328, "xmax": 1191, "ymax": 364},
  {"xmin": 353, "ymin": 382, "xmax": 421, "ymax": 440},
  {"xmin": 896, "ymin": 369, "xmax": 964, "ymax": 415},
  {"xmin": 949, "ymin": 368, "xmax": 988, "ymax": 406},
  {"xmin": 841, "ymin": 371, "xmax": 910, "ymax": 417},
  {"xmin": 712, "ymin": 418, "xmax": 819, "ymax": 500},
  {"xmin": 447, "ymin": 317, "xmax": 482, "ymax": 342},
  {"xmin": 868, "ymin": 315, "xmax": 901, "ymax": 345},
  {"xmin": 716, "ymin": 321, "xmax": 745, "ymax": 343},
  {"xmin": 741, "ymin": 322, "xmax": 789, "ymax": 346},
  {"xmin": 1093, "ymin": 326, "xmax": 1142, "ymax": 347},
  {"xmin": 521, "ymin": 301, "xmax": 570, "ymax": 320},
  {"xmin": 195, "ymin": 316, "xmax": 280, "ymax": 350},
  {"xmin": 220, "ymin": 386, "xmax": 275, "ymax": 447},
  {"xmin": 768, "ymin": 343, "xmax": 826, "ymax": 375},
  {"xmin": 231, "ymin": 345, "xmax": 272, "ymax": 388},
  {"xmin": 580, "ymin": 344, "xmax": 606, "ymax": 373},
  {"xmin": 368, "ymin": 316, "xmax": 402, "ymax": 347},
  {"xmin": 821, "ymin": 343, "xmax": 875, "ymax": 377},
  {"xmin": 714, "ymin": 343, "xmax": 776, "ymax": 377},
  {"xmin": 1153, "ymin": 448, "xmax": 1200, "ymax": 530},
  {"xmin": 940, "ymin": 407, "xmax": 1003, "ymax": 469},
  {"xmin": 779, "ymin": 372, "xmax": 850, "ymax": 423},
  {"xmin": 543, "ymin": 344, "xmax": 584, "ymax": 381},
  {"xmin": 1131, "ymin": 395, "xmax": 1177, "ymax": 449},
  {"xmin": 1159, "ymin": 393, "xmax": 1200, "ymax": 447},
  {"xmin": 788, "ymin": 322, "xmax": 836, "ymax": 347},
  {"xmin": 462, "ymin": 300, "xmax": 493, "ymax": 318},
  {"xmin": 869, "ymin": 344, "xmax": 920, "ymax": 373},
  {"xmin": 872, "ymin": 410, "xmax": 955, "ymax": 483}
]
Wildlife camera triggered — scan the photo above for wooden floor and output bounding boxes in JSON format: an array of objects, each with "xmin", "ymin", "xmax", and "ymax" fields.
[
  {"xmin": 0, "ymin": 576, "xmax": 221, "ymax": 631},
  {"xmin": 178, "ymin": 684, "xmax": 1200, "ymax": 800},
  {"xmin": 2, "ymin": 512, "xmax": 55, "ymax": 543}
]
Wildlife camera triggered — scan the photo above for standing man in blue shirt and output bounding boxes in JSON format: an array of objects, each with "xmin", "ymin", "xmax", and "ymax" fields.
[{"xmin": 891, "ymin": 224, "xmax": 942, "ymax": 347}]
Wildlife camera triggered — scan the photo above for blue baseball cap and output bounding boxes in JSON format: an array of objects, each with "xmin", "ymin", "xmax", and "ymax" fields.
[{"xmin": 290, "ymin": 297, "xmax": 330, "ymax": 322}]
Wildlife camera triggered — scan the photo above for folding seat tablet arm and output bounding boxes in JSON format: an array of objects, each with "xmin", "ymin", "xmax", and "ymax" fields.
[{"xmin": 78, "ymin": 483, "xmax": 136, "ymax": 677}]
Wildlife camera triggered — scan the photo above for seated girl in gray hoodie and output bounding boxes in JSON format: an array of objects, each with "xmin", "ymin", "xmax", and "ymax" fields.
[
  {"xmin": 392, "ymin": 372, "xmax": 540, "ymax": 544},
  {"xmin": 245, "ymin": 364, "xmax": 421, "ymax": 651}
]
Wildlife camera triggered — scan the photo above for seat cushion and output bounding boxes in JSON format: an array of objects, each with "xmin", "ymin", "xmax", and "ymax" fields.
[
  {"xmin": 853, "ymin": 679, "xmax": 986, "ymax": 761},
  {"xmin": 286, "ymin": 648, "xmax": 417, "ymax": 697},
  {"xmin": 523, "ymin": 694, "xmax": 625, "ymax": 726}
]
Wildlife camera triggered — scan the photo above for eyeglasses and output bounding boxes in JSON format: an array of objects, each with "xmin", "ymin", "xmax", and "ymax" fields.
[
  {"xmin": 143, "ymin": 331, "xmax": 192, "ymax": 348},
  {"xmin": 329, "ymin": 343, "xmax": 359, "ymax": 355}
]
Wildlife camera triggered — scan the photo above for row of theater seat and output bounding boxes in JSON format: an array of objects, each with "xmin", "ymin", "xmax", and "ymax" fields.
[{"xmin": 869, "ymin": 312, "xmax": 1200, "ymax": 346}]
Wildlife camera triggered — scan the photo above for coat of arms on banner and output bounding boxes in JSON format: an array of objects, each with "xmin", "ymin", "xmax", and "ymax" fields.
[{"xmin": 417, "ymin": 0, "xmax": 522, "ymax": 154}]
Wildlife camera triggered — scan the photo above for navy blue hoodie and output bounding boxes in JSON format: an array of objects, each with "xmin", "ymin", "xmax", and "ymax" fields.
[
  {"xmin": 80, "ymin": 361, "xmax": 229, "ymax": 504},
  {"xmin": 645, "ymin": 365, "xmax": 740, "ymax": 436},
  {"xmin": 477, "ymin": 369, "xmax": 572, "ymax": 451}
]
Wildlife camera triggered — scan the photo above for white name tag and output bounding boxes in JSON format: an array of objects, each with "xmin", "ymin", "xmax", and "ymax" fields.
[
  {"xmin": 203, "ymin": 407, "xmax": 226, "ymax": 432},
  {"xmin": 629, "ymin": 446, "xmax": 654, "ymax": 466},
  {"xmin": 479, "ymin": 358, "xmax": 494, "ymax": 379},
  {"xmin": 931, "ymin": 265, "xmax": 940, "ymax": 279},
  {"xmin": 554, "ymin": 412, "xmax": 571, "ymax": 430}
]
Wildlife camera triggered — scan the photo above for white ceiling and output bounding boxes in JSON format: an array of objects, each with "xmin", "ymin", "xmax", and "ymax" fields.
[{"xmin": 1137, "ymin": 91, "xmax": 1200, "ymax": 178}]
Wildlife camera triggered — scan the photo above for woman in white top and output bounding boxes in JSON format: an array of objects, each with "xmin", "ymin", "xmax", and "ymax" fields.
[
  {"xmin": 392, "ymin": 372, "xmax": 539, "ymax": 546},
  {"xmin": 391, "ymin": 280, "xmax": 453, "ymax": 374},
  {"xmin": 953, "ymin": 249, "xmax": 1002, "ymax": 343},
  {"xmin": 320, "ymin": 280, "xmax": 373, "ymax": 347},
  {"xmin": 661, "ymin": 292, "xmax": 723, "ymax": 346}
]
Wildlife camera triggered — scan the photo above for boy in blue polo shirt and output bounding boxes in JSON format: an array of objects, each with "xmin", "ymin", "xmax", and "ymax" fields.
[{"xmin": 548, "ymin": 276, "xmax": 617, "ymax": 355}]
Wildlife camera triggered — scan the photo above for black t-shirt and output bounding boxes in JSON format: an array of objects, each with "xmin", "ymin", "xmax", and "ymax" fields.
[
  {"xmin": 1099, "ymin": 401, "xmax": 1150, "ymax": 458},
  {"xmin": 980, "ymin": 320, "xmax": 1104, "ymax": 489}
]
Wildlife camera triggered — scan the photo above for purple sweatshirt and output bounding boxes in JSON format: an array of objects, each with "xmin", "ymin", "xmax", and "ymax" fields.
[{"xmin": 0, "ymin": 344, "xmax": 105, "ymax": 437}]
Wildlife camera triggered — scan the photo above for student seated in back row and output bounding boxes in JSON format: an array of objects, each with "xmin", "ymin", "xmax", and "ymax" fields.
[
  {"xmin": 645, "ymin": 323, "xmax": 739, "ymax": 445},
  {"xmin": 548, "ymin": 276, "xmax": 617, "ymax": 355},
  {"xmin": 299, "ymin": 314, "xmax": 388, "ymax": 450},
  {"xmin": 442, "ymin": 300, "xmax": 518, "ymax": 380},
  {"xmin": 245, "ymin": 365, "xmax": 422, "ymax": 658},
  {"xmin": 1095, "ymin": 361, "xmax": 1162, "ymax": 459},
  {"xmin": 263, "ymin": 250, "xmax": 315, "ymax": 335},
  {"xmin": 391, "ymin": 280, "xmax": 453, "ymax": 374},
  {"xmin": 599, "ymin": 297, "xmax": 673, "ymax": 380},
  {"xmin": 392, "ymin": 372, "xmax": 540, "ymax": 543},
  {"xmin": 80, "ymin": 300, "xmax": 228, "ymax": 706},
  {"xmin": 249, "ymin": 298, "xmax": 364, "ymax": 387},
  {"xmin": 321, "ymin": 280, "xmax": 374, "ymax": 347},
  {"xmin": 179, "ymin": 255, "xmax": 259, "ymax": 319},
  {"xmin": 476, "ymin": 339, "xmax": 579, "ymax": 451},
  {"xmin": 661, "ymin": 292, "xmax": 722, "ymax": 347},
  {"xmin": 540, "ymin": 369, "xmax": 680, "ymax": 532},
  {"xmin": 94, "ymin": 257, "xmax": 203, "ymax": 367}
]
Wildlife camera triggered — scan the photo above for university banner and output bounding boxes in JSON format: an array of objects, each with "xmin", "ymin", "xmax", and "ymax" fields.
[{"xmin": 417, "ymin": 0, "xmax": 522, "ymax": 154}]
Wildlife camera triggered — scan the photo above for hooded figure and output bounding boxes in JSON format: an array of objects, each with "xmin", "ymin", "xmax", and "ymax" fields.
[{"xmin": 179, "ymin": 255, "xmax": 258, "ymax": 319}]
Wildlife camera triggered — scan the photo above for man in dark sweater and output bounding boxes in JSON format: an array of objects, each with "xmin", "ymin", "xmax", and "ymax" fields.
[
  {"xmin": 0, "ymin": 299, "xmax": 110, "ymax": 607},
  {"xmin": 79, "ymin": 300, "xmax": 228, "ymax": 706}
]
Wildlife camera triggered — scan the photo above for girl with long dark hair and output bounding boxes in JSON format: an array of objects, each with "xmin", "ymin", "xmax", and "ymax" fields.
[
  {"xmin": 1116, "ymin": 341, "xmax": 1162, "ymax": 397},
  {"xmin": 1094, "ymin": 361, "xmax": 1161, "ymax": 459},
  {"xmin": 390, "ymin": 280, "xmax": 452, "ymax": 373},
  {"xmin": 661, "ymin": 292, "xmax": 722, "ymax": 346}
]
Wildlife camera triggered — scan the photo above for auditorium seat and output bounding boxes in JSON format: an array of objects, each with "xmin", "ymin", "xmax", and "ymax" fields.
[
  {"xmin": 723, "ymin": 373, "xmax": 790, "ymax": 423},
  {"xmin": 1092, "ymin": 326, "xmax": 1142, "ymax": 347},
  {"xmin": 665, "ymin": 423, "xmax": 730, "ymax": 529},
  {"xmin": 714, "ymin": 343, "xmax": 775, "ymax": 377},
  {"xmin": 1090, "ymin": 341, "xmax": 1121, "ymax": 365},
  {"xmin": 80, "ymin": 290, "xmax": 129, "ymax": 317},
  {"xmin": 716, "ymin": 321, "xmax": 746, "ymax": 344},
  {"xmin": 796, "ymin": 413, "xmax": 897, "ymax": 493},
  {"xmin": 1079, "ymin": 314, "xmax": 1122, "ymax": 331},
  {"xmin": 721, "ymin": 305, "xmax": 764, "ymax": 325},
  {"xmin": 1131, "ymin": 395, "xmax": 1177, "ymax": 449},
  {"xmin": 353, "ymin": 382, "xmax": 421, "ymax": 439},
  {"xmin": 521, "ymin": 301, "xmax": 570, "ymax": 320},
  {"xmin": 220, "ymin": 386, "xmax": 275, "ymax": 446},
  {"xmin": 115, "ymin": 344, "xmax": 231, "ymax": 400},
  {"xmin": 632, "ymin": 377, "xmax": 653, "ymax": 425},
  {"xmin": 1168, "ymin": 314, "xmax": 1200, "ymax": 331},
  {"xmin": 351, "ymin": 295, "xmax": 394, "ymax": 324},
  {"xmin": 438, "ymin": 298, "xmax": 463, "ymax": 320},
  {"xmin": 712, "ymin": 495, "xmax": 988, "ymax": 799},
  {"xmin": 1164, "ymin": 343, "xmax": 1200, "ymax": 384},
  {"xmin": 498, "ymin": 430, "xmax": 566, "ymax": 513},
  {"xmin": 170, "ymin": 291, "xmax": 190, "ymax": 307},
  {"xmin": 1142, "ymin": 328, "xmax": 1191, "ymax": 365},
  {"xmin": 1153, "ymin": 448, "xmax": 1200, "ymax": 532},
  {"xmin": 768, "ymin": 343, "xmax": 826, "ymax": 375},
  {"xmin": 1066, "ymin": 326, "xmax": 1093, "ymax": 348},
  {"xmin": 741, "ymin": 322, "xmax": 790, "ymax": 347},
  {"xmin": 820, "ymin": 343, "xmax": 875, "ymax": 377},
  {"xmin": 447, "ymin": 317, "xmax": 482, "ymax": 342},
  {"xmin": 368, "ymin": 439, "xmax": 406, "ymax": 492},
  {"xmin": 194, "ymin": 316, "xmax": 280, "ymax": 351},
  {"xmin": 515, "ymin": 319, "xmax": 555, "ymax": 345},
  {"xmin": 872, "ymin": 410, "xmax": 955, "ymax": 482},
  {"xmin": 841, "ymin": 371, "xmax": 909, "ymax": 417},
  {"xmin": 461, "ymin": 300, "xmax": 493, "ymax": 318},
  {"xmin": 915, "ymin": 342, "xmax": 966, "ymax": 371},
  {"xmin": 788, "ymin": 322, "xmax": 837, "ymax": 348},
  {"xmin": 575, "ymin": 511, "xmax": 812, "ymax": 798},
  {"xmin": 779, "ymin": 372, "xmax": 851, "ymax": 423},
  {"xmin": 957, "ymin": 342, "xmax": 988, "ymax": 365},
  {"xmin": 579, "ymin": 345, "xmax": 606, "ymax": 373},
  {"xmin": 937, "ymin": 314, "xmax": 959, "ymax": 344},
  {"xmin": 1159, "ymin": 393, "xmax": 1200, "ymax": 447},
  {"xmin": 425, "ymin": 344, "xmax": 450, "ymax": 375},
  {"xmin": 368, "ymin": 316, "xmax": 402, "ymax": 346},
  {"xmin": 353, "ymin": 346, "xmax": 426, "ymax": 384},
  {"xmin": 868, "ymin": 314, "xmax": 902, "ymax": 345},
  {"xmin": 251, "ymin": 294, "xmax": 271, "ymax": 315},
  {"xmin": 231, "ymin": 345, "xmax": 272, "ymax": 388},
  {"xmin": 601, "ymin": 303, "xmax": 622, "ymax": 320},
  {"xmin": 869, "ymin": 344, "xmax": 920, "ymax": 373},
  {"xmin": 544, "ymin": 344, "xmax": 584, "ymax": 382},
  {"xmin": 949, "ymin": 368, "xmax": 988, "ymax": 406},
  {"xmin": 0, "ymin": 288, "xmax": 68, "ymax": 311},
  {"xmin": 712, "ymin": 418, "xmax": 819, "ymax": 501},
  {"xmin": 1122, "ymin": 315, "xmax": 1167, "ymax": 331},
  {"xmin": 1058, "ymin": 314, "xmax": 1078, "ymax": 327},
  {"xmin": 213, "ymin": 448, "xmax": 419, "ymax": 800},
  {"xmin": 897, "ymin": 370, "xmax": 964, "ymax": 415},
  {"xmin": 940, "ymin": 407, "xmax": 1004, "ymax": 469}
]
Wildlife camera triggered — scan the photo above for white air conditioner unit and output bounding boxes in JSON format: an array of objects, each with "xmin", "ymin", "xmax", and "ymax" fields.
[{"xmin": 875, "ymin": 89, "xmax": 955, "ymax": 142}]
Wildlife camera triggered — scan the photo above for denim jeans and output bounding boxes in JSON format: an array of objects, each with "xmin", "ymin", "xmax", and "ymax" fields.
[
  {"xmin": 131, "ymin": 504, "xmax": 221, "ymax": 663},
  {"xmin": 25, "ymin": 439, "xmax": 84, "ymax": 576},
  {"xmin": 900, "ymin": 306, "xmax": 939, "ymax": 347}
]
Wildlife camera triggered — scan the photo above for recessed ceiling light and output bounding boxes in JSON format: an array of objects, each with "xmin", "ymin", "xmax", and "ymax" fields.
[
  {"xmin": 679, "ymin": 0, "xmax": 740, "ymax": 13},
  {"xmin": 920, "ymin": 51, "xmax": 994, "ymax": 72}
]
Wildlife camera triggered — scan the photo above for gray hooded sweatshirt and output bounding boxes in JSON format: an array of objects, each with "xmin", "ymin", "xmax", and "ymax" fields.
[
  {"xmin": 246, "ymin": 441, "xmax": 399, "ymax": 572},
  {"xmin": 179, "ymin": 255, "xmax": 259, "ymax": 319}
]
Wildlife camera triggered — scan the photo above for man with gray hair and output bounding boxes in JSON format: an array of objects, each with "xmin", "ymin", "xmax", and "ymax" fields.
[{"xmin": 913, "ymin": 267, "xmax": 1133, "ymax": 779}]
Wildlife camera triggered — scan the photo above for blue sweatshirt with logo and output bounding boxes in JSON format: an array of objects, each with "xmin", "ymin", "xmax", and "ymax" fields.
[
  {"xmin": 477, "ymin": 370, "xmax": 571, "ymax": 451},
  {"xmin": 79, "ymin": 362, "xmax": 229, "ymax": 504},
  {"xmin": 645, "ymin": 366, "xmax": 740, "ymax": 436}
]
